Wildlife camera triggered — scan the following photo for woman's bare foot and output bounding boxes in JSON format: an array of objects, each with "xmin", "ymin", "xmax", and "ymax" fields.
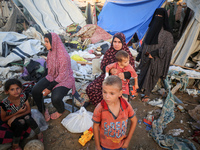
[
  {"xmin": 38, "ymin": 132, "xmax": 43, "ymax": 143},
  {"xmin": 50, "ymin": 112, "xmax": 62, "ymax": 120},
  {"xmin": 44, "ymin": 109, "xmax": 50, "ymax": 122}
]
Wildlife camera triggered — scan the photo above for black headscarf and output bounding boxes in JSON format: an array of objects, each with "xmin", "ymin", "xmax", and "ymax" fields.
[
  {"xmin": 44, "ymin": 33, "xmax": 52, "ymax": 46},
  {"xmin": 145, "ymin": 8, "xmax": 171, "ymax": 45},
  {"xmin": 112, "ymin": 34, "xmax": 124, "ymax": 46}
]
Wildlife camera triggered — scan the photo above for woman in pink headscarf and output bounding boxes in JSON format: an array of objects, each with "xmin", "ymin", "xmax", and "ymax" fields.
[{"xmin": 32, "ymin": 32, "xmax": 75, "ymax": 121}]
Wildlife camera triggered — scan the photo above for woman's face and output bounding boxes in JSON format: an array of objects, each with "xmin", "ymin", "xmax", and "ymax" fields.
[
  {"xmin": 113, "ymin": 37, "xmax": 123, "ymax": 51},
  {"xmin": 44, "ymin": 37, "xmax": 52, "ymax": 50}
]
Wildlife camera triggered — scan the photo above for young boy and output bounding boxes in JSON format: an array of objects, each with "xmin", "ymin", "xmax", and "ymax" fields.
[
  {"xmin": 104, "ymin": 50, "xmax": 138, "ymax": 101},
  {"xmin": 92, "ymin": 76, "xmax": 137, "ymax": 150}
]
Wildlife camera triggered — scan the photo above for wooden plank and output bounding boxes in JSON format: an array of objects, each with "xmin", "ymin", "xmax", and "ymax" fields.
[
  {"xmin": 10, "ymin": 0, "xmax": 30, "ymax": 25},
  {"xmin": 171, "ymin": 83, "xmax": 182, "ymax": 95},
  {"xmin": 171, "ymin": 64, "xmax": 200, "ymax": 72},
  {"xmin": 0, "ymin": 2, "xmax": 3, "ymax": 17}
]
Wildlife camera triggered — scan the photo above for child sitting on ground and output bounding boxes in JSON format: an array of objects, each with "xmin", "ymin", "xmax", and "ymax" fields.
[
  {"xmin": 93, "ymin": 76, "xmax": 137, "ymax": 150},
  {"xmin": 0, "ymin": 79, "xmax": 43, "ymax": 150},
  {"xmin": 105, "ymin": 50, "xmax": 138, "ymax": 101}
]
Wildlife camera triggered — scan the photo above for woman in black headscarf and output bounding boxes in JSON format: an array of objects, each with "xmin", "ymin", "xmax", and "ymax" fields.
[{"xmin": 136, "ymin": 8, "xmax": 174, "ymax": 102}]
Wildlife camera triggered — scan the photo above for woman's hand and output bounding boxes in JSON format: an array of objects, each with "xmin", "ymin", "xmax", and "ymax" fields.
[
  {"xmin": 7, "ymin": 116, "xmax": 16, "ymax": 127},
  {"xmin": 145, "ymin": 52, "xmax": 153, "ymax": 59},
  {"xmin": 118, "ymin": 73, "xmax": 125, "ymax": 80},
  {"xmin": 110, "ymin": 68, "xmax": 117, "ymax": 75},
  {"xmin": 42, "ymin": 88, "xmax": 51, "ymax": 96},
  {"xmin": 149, "ymin": 54, "xmax": 153, "ymax": 59}
]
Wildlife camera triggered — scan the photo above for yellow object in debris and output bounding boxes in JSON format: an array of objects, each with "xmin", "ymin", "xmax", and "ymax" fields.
[
  {"xmin": 71, "ymin": 54, "xmax": 87, "ymax": 62},
  {"xmin": 78, "ymin": 127, "xmax": 93, "ymax": 146}
]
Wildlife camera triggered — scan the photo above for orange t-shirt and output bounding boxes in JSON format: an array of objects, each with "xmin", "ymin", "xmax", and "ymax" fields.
[
  {"xmin": 92, "ymin": 97, "xmax": 135, "ymax": 149},
  {"xmin": 106, "ymin": 62, "xmax": 138, "ymax": 95}
]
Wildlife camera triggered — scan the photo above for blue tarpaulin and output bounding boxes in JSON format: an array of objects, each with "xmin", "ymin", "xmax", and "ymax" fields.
[{"xmin": 97, "ymin": 0, "xmax": 166, "ymax": 43}]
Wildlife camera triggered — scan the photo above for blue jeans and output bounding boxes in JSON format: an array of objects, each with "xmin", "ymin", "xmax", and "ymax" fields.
[{"xmin": 101, "ymin": 146, "xmax": 126, "ymax": 150}]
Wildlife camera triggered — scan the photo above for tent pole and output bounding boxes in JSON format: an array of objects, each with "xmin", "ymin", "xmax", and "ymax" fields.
[
  {"xmin": 10, "ymin": 0, "xmax": 30, "ymax": 26},
  {"xmin": 0, "ymin": 2, "xmax": 3, "ymax": 17}
]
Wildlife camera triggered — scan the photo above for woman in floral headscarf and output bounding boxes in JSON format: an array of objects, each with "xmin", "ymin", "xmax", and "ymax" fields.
[
  {"xmin": 32, "ymin": 32, "xmax": 75, "ymax": 121},
  {"xmin": 86, "ymin": 32, "xmax": 135, "ymax": 106}
]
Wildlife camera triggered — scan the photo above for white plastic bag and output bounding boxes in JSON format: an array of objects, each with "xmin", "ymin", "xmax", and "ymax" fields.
[
  {"xmin": 61, "ymin": 107, "xmax": 93, "ymax": 133},
  {"xmin": 31, "ymin": 109, "xmax": 48, "ymax": 131}
]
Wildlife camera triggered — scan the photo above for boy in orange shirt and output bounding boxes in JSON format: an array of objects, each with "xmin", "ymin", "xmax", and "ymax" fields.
[
  {"xmin": 105, "ymin": 50, "xmax": 138, "ymax": 101},
  {"xmin": 92, "ymin": 76, "xmax": 137, "ymax": 150}
]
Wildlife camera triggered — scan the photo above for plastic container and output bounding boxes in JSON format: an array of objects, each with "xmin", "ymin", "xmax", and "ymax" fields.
[{"xmin": 177, "ymin": 105, "xmax": 185, "ymax": 113}]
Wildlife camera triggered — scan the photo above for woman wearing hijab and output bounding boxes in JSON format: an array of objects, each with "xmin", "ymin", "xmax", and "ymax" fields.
[
  {"xmin": 32, "ymin": 32, "xmax": 75, "ymax": 121},
  {"xmin": 86, "ymin": 32, "xmax": 135, "ymax": 106},
  {"xmin": 136, "ymin": 8, "xmax": 174, "ymax": 102}
]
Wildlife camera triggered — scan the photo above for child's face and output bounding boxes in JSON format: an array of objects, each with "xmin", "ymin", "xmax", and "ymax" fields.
[
  {"xmin": 118, "ymin": 57, "xmax": 129, "ymax": 67},
  {"xmin": 6, "ymin": 84, "xmax": 22, "ymax": 98},
  {"xmin": 102, "ymin": 84, "xmax": 122, "ymax": 105}
]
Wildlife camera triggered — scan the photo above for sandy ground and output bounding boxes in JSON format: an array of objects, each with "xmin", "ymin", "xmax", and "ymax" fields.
[{"xmin": 0, "ymin": 91, "xmax": 200, "ymax": 150}]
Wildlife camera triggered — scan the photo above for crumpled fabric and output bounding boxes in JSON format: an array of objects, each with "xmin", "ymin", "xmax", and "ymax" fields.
[
  {"xmin": 72, "ymin": 24, "xmax": 96, "ymax": 39},
  {"xmin": 149, "ymin": 77, "xmax": 196, "ymax": 150},
  {"xmin": 167, "ymin": 70, "xmax": 189, "ymax": 91}
]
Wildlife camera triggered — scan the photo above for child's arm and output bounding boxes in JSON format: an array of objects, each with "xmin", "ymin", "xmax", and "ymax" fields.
[
  {"xmin": 93, "ymin": 123, "xmax": 102, "ymax": 150},
  {"xmin": 0, "ymin": 105, "xmax": 25, "ymax": 122},
  {"xmin": 13, "ymin": 100, "xmax": 31, "ymax": 118},
  {"xmin": 134, "ymin": 77, "xmax": 139, "ymax": 90},
  {"xmin": 105, "ymin": 63, "xmax": 119, "ymax": 79},
  {"xmin": 122, "ymin": 116, "xmax": 137, "ymax": 148},
  {"xmin": 0, "ymin": 107, "xmax": 15, "ymax": 122},
  {"xmin": 1, "ymin": 100, "xmax": 31, "ymax": 122},
  {"xmin": 7, "ymin": 100, "xmax": 31, "ymax": 127}
]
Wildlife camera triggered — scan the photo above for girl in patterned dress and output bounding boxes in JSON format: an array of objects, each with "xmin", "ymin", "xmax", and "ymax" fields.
[{"xmin": 0, "ymin": 79, "xmax": 43, "ymax": 150}]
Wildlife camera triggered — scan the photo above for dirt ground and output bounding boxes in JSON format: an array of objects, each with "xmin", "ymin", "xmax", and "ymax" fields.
[{"xmin": 1, "ymin": 90, "xmax": 200, "ymax": 150}]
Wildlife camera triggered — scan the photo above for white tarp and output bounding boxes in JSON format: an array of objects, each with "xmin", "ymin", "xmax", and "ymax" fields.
[
  {"xmin": 19, "ymin": 0, "xmax": 86, "ymax": 34},
  {"xmin": 0, "ymin": 32, "xmax": 27, "ymax": 56},
  {"xmin": 22, "ymin": 27, "xmax": 44, "ymax": 43},
  {"xmin": 0, "ymin": 32, "xmax": 44, "ymax": 67},
  {"xmin": 171, "ymin": 0, "xmax": 200, "ymax": 65}
]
